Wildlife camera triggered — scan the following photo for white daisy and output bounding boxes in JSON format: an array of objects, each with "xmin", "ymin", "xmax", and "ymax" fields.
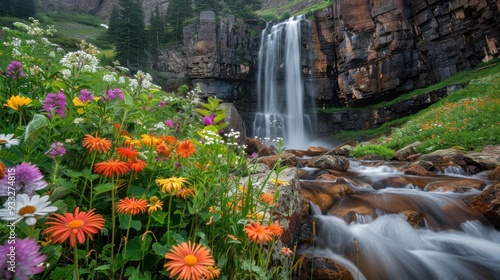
[
  {"xmin": 0, "ymin": 133, "xmax": 20, "ymax": 148},
  {"xmin": 0, "ymin": 194, "xmax": 58, "ymax": 226}
]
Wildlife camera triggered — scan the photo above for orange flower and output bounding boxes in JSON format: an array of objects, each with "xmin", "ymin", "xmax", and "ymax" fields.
[
  {"xmin": 122, "ymin": 135, "xmax": 142, "ymax": 147},
  {"xmin": 160, "ymin": 135, "xmax": 176, "ymax": 145},
  {"xmin": 156, "ymin": 177, "xmax": 188, "ymax": 193},
  {"xmin": 0, "ymin": 161, "xmax": 5, "ymax": 180},
  {"xmin": 164, "ymin": 241, "xmax": 215, "ymax": 280},
  {"xmin": 206, "ymin": 266, "xmax": 221, "ymax": 279},
  {"xmin": 116, "ymin": 197, "xmax": 148, "ymax": 215},
  {"xmin": 83, "ymin": 133, "xmax": 112, "ymax": 154},
  {"xmin": 176, "ymin": 140, "xmax": 196, "ymax": 158},
  {"xmin": 147, "ymin": 196, "xmax": 163, "ymax": 214},
  {"xmin": 281, "ymin": 247, "xmax": 293, "ymax": 256},
  {"xmin": 245, "ymin": 222, "xmax": 273, "ymax": 245},
  {"xmin": 42, "ymin": 207, "xmax": 105, "ymax": 247},
  {"xmin": 176, "ymin": 188, "xmax": 195, "ymax": 199},
  {"xmin": 117, "ymin": 146, "xmax": 138, "ymax": 160},
  {"xmin": 155, "ymin": 141, "xmax": 171, "ymax": 157},
  {"xmin": 94, "ymin": 158, "xmax": 129, "ymax": 177},
  {"xmin": 268, "ymin": 222, "xmax": 284, "ymax": 237},
  {"xmin": 260, "ymin": 192, "xmax": 274, "ymax": 205},
  {"xmin": 128, "ymin": 158, "xmax": 146, "ymax": 175}
]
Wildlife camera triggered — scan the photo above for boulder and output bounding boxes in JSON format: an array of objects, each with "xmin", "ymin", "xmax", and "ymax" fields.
[
  {"xmin": 394, "ymin": 141, "xmax": 421, "ymax": 161},
  {"xmin": 488, "ymin": 167, "xmax": 500, "ymax": 181},
  {"xmin": 311, "ymin": 155, "xmax": 350, "ymax": 172},
  {"xmin": 259, "ymin": 152, "xmax": 298, "ymax": 169},
  {"xmin": 244, "ymin": 137, "xmax": 274, "ymax": 156},
  {"xmin": 468, "ymin": 183, "xmax": 500, "ymax": 229},
  {"xmin": 418, "ymin": 148, "xmax": 467, "ymax": 165}
]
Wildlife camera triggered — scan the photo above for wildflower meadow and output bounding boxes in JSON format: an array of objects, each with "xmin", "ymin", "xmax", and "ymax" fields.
[{"xmin": 0, "ymin": 19, "xmax": 295, "ymax": 279}]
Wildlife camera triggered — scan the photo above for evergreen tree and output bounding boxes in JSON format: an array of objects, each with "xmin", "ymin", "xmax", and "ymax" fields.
[
  {"xmin": 115, "ymin": 0, "xmax": 147, "ymax": 68},
  {"xmin": 166, "ymin": 0, "xmax": 193, "ymax": 41},
  {"xmin": 107, "ymin": 5, "xmax": 120, "ymax": 41},
  {"xmin": 148, "ymin": 4, "xmax": 165, "ymax": 55},
  {"xmin": 12, "ymin": 0, "xmax": 36, "ymax": 19},
  {"xmin": 0, "ymin": 0, "xmax": 12, "ymax": 17}
]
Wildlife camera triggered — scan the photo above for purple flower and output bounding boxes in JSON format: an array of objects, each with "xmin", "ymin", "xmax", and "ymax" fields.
[
  {"xmin": 165, "ymin": 120, "xmax": 174, "ymax": 127},
  {"xmin": 149, "ymin": 107, "xmax": 154, "ymax": 112},
  {"xmin": 251, "ymin": 152, "xmax": 258, "ymax": 158},
  {"xmin": 158, "ymin": 101, "xmax": 166, "ymax": 108},
  {"xmin": 5, "ymin": 60, "xmax": 25, "ymax": 79},
  {"xmin": 203, "ymin": 114, "xmax": 216, "ymax": 126},
  {"xmin": 0, "ymin": 162, "xmax": 47, "ymax": 196},
  {"xmin": 101, "ymin": 88, "xmax": 124, "ymax": 102},
  {"xmin": 0, "ymin": 238, "xmax": 46, "ymax": 279},
  {"xmin": 79, "ymin": 89, "xmax": 94, "ymax": 102},
  {"xmin": 43, "ymin": 91, "xmax": 67, "ymax": 119},
  {"xmin": 148, "ymin": 94, "xmax": 153, "ymax": 99},
  {"xmin": 47, "ymin": 142, "xmax": 66, "ymax": 158}
]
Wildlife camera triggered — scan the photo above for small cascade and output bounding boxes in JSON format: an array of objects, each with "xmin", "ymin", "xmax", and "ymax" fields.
[
  {"xmin": 252, "ymin": 15, "xmax": 315, "ymax": 149},
  {"xmin": 299, "ymin": 162, "xmax": 500, "ymax": 279}
]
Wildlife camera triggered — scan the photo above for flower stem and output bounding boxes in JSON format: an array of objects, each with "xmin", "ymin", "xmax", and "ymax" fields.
[
  {"xmin": 74, "ymin": 245, "xmax": 80, "ymax": 280},
  {"xmin": 119, "ymin": 215, "xmax": 133, "ymax": 280}
]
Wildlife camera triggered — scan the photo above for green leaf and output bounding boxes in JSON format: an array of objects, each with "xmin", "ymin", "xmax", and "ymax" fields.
[
  {"xmin": 49, "ymin": 265, "xmax": 74, "ymax": 280},
  {"xmin": 119, "ymin": 215, "xmax": 142, "ymax": 231},
  {"xmin": 151, "ymin": 210, "xmax": 167, "ymax": 224},
  {"xmin": 195, "ymin": 108, "xmax": 211, "ymax": 116},
  {"xmin": 152, "ymin": 242, "xmax": 168, "ymax": 256},
  {"xmin": 125, "ymin": 265, "xmax": 152, "ymax": 280},
  {"xmin": 23, "ymin": 114, "xmax": 49, "ymax": 146},
  {"xmin": 94, "ymin": 183, "xmax": 114, "ymax": 195},
  {"xmin": 124, "ymin": 236, "xmax": 151, "ymax": 261}
]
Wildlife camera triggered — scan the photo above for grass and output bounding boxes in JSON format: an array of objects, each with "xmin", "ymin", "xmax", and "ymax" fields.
[
  {"xmin": 337, "ymin": 60, "xmax": 500, "ymax": 155},
  {"xmin": 256, "ymin": 0, "xmax": 331, "ymax": 21}
]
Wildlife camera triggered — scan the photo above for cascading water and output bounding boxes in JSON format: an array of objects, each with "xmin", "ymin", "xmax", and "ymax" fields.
[
  {"xmin": 299, "ymin": 161, "xmax": 500, "ymax": 279},
  {"xmin": 253, "ymin": 15, "xmax": 314, "ymax": 149}
]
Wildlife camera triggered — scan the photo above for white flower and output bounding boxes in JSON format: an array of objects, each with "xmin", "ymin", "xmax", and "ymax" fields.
[
  {"xmin": 0, "ymin": 134, "xmax": 20, "ymax": 148},
  {"xmin": 0, "ymin": 194, "xmax": 58, "ymax": 226},
  {"xmin": 103, "ymin": 73, "xmax": 117, "ymax": 83}
]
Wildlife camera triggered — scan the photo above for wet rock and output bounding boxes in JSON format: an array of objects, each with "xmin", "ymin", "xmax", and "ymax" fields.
[
  {"xmin": 219, "ymin": 103, "xmax": 246, "ymax": 142},
  {"xmin": 326, "ymin": 140, "xmax": 358, "ymax": 156},
  {"xmin": 244, "ymin": 137, "xmax": 274, "ymax": 156},
  {"xmin": 468, "ymin": 182, "xmax": 500, "ymax": 229},
  {"xmin": 399, "ymin": 210, "xmax": 425, "ymax": 228},
  {"xmin": 488, "ymin": 167, "xmax": 500, "ymax": 181},
  {"xmin": 300, "ymin": 181, "xmax": 356, "ymax": 213},
  {"xmin": 399, "ymin": 160, "xmax": 434, "ymax": 174},
  {"xmin": 259, "ymin": 152, "xmax": 298, "ymax": 168},
  {"xmin": 394, "ymin": 141, "xmax": 421, "ymax": 161},
  {"xmin": 294, "ymin": 257, "xmax": 354, "ymax": 280},
  {"xmin": 306, "ymin": 146, "xmax": 330, "ymax": 156},
  {"xmin": 311, "ymin": 155, "xmax": 350, "ymax": 171},
  {"xmin": 402, "ymin": 164, "xmax": 434, "ymax": 176},
  {"xmin": 316, "ymin": 173, "xmax": 340, "ymax": 181},
  {"xmin": 464, "ymin": 152, "xmax": 500, "ymax": 170},
  {"xmin": 418, "ymin": 148, "xmax": 467, "ymax": 165},
  {"xmin": 424, "ymin": 181, "xmax": 463, "ymax": 193}
]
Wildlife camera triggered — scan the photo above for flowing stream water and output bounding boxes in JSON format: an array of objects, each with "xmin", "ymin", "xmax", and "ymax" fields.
[
  {"xmin": 253, "ymin": 16, "xmax": 314, "ymax": 149},
  {"xmin": 298, "ymin": 161, "xmax": 500, "ymax": 279}
]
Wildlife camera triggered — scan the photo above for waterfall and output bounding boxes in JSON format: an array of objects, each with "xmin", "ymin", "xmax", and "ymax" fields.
[{"xmin": 253, "ymin": 15, "xmax": 314, "ymax": 149}]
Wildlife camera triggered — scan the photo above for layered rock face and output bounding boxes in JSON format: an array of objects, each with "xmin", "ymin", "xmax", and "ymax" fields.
[{"xmin": 312, "ymin": 0, "xmax": 500, "ymax": 107}]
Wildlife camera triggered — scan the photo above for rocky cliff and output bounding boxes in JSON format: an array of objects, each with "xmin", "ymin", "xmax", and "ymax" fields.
[{"xmin": 312, "ymin": 0, "xmax": 500, "ymax": 107}]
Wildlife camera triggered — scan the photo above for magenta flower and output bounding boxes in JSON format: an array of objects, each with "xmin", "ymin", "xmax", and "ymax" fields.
[
  {"xmin": 5, "ymin": 60, "xmax": 25, "ymax": 79},
  {"xmin": 0, "ymin": 238, "xmax": 46, "ymax": 279},
  {"xmin": 158, "ymin": 101, "xmax": 166, "ymax": 108},
  {"xmin": 43, "ymin": 91, "xmax": 67, "ymax": 119},
  {"xmin": 101, "ymin": 88, "xmax": 124, "ymax": 102},
  {"xmin": 203, "ymin": 114, "xmax": 216, "ymax": 126},
  {"xmin": 47, "ymin": 142, "xmax": 66, "ymax": 158},
  {"xmin": 165, "ymin": 120, "xmax": 174, "ymax": 127},
  {"xmin": 78, "ymin": 89, "xmax": 94, "ymax": 102},
  {"xmin": 0, "ymin": 162, "xmax": 47, "ymax": 196}
]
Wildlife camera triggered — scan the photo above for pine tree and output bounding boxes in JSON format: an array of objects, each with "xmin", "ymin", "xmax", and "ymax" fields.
[
  {"xmin": 148, "ymin": 4, "xmax": 165, "ymax": 55},
  {"xmin": 166, "ymin": 0, "xmax": 193, "ymax": 41},
  {"xmin": 12, "ymin": 0, "xmax": 36, "ymax": 19},
  {"xmin": 115, "ymin": 0, "xmax": 147, "ymax": 68},
  {"xmin": 0, "ymin": 0, "xmax": 12, "ymax": 17},
  {"xmin": 107, "ymin": 5, "xmax": 120, "ymax": 41}
]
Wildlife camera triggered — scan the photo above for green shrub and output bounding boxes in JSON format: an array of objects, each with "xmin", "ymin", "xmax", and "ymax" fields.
[{"xmin": 351, "ymin": 144, "xmax": 395, "ymax": 160}]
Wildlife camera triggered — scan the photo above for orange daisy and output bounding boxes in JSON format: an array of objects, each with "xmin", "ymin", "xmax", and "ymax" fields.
[
  {"xmin": 268, "ymin": 222, "xmax": 284, "ymax": 237},
  {"xmin": 147, "ymin": 196, "xmax": 163, "ymax": 214},
  {"xmin": 160, "ymin": 135, "xmax": 176, "ymax": 145},
  {"xmin": 260, "ymin": 192, "xmax": 275, "ymax": 205},
  {"xmin": 176, "ymin": 188, "xmax": 195, "ymax": 199},
  {"xmin": 155, "ymin": 141, "xmax": 171, "ymax": 157},
  {"xmin": 206, "ymin": 266, "xmax": 221, "ymax": 280},
  {"xmin": 94, "ymin": 158, "xmax": 129, "ymax": 177},
  {"xmin": 116, "ymin": 197, "xmax": 148, "ymax": 215},
  {"xmin": 156, "ymin": 177, "xmax": 188, "ymax": 194},
  {"xmin": 128, "ymin": 158, "xmax": 146, "ymax": 175},
  {"xmin": 83, "ymin": 133, "xmax": 112, "ymax": 154},
  {"xmin": 117, "ymin": 146, "xmax": 138, "ymax": 160},
  {"xmin": 176, "ymin": 140, "xmax": 196, "ymax": 158},
  {"xmin": 0, "ymin": 161, "xmax": 5, "ymax": 180},
  {"xmin": 245, "ymin": 222, "xmax": 273, "ymax": 245},
  {"xmin": 42, "ymin": 207, "xmax": 105, "ymax": 247},
  {"xmin": 281, "ymin": 247, "xmax": 293, "ymax": 256},
  {"xmin": 164, "ymin": 241, "xmax": 215, "ymax": 280}
]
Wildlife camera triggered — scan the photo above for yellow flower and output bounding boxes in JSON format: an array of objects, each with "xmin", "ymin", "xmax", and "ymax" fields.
[
  {"xmin": 270, "ymin": 178, "xmax": 289, "ymax": 186},
  {"xmin": 156, "ymin": 177, "xmax": 188, "ymax": 194},
  {"xmin": 4, "ymin": 95, "xmax": 32, "ymax": 110},
  {"xmin": 147, "ymin": 196, "xmax": 163, "ymax": 214},
  {"xmin": 72, "ymin": 97, "xmax": 88, "ymax": 114}
]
